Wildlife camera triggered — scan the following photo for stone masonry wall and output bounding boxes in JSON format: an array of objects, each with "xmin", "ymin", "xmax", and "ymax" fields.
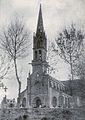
[{"xmin": 0, "ymin": 108, "xmax": 85, "ymax": 120}]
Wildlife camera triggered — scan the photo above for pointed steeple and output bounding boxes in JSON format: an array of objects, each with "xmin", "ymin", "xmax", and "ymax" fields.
[
  {"xmin": 32, "ymin": 4, "xmax": 48, "ymax": 73},
  {"xmin": 36, "ymin": 4, "xmax": 44, "ymax": 33}
]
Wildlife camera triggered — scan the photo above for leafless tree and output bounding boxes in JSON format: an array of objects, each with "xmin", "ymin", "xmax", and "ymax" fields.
[
  {"xmin": 0, "ymin": 54, "xmax": 11, "ymax": 90},
  {"xmin": 74, "ymin": 53, "xmax": 85, "ymax": 99},
  {"xmin": 0, "ymin": 54, "xmax": 11, "ymax": 80},
  {"xmin": 0, "ymin": 17, "xmax": 30, "ymax": 103},
  {"xmin": 46, "ymin": 41, "xmax": 58, "ymax": 74},
  {"xmin": 75, "ymin": 52, "xmax": 85, "ymax": 79},
  {"xmin": 52, "ymin": 24, "xmax": 84, "ymax": 95}
]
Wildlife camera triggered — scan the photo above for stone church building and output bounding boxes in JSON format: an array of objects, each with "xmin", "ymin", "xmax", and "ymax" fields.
[
  {"xmin": 1, "ymin": 4, "xmax": 85, "ymax": 120},
  {"xmin": 19, "ymin": 4, "xmax": 72, "ymax": 109}
]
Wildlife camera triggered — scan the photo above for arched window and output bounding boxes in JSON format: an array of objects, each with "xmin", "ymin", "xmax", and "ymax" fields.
[
  {"xmin": 39, "ymin": 50, "xmax": 41, "ymax": 54},
  {"xmin": 58, "ymin": 96, "xmax": 64, "ymax": 107},
  {"xmin": 65, "ymin": 97, "xmax": 68, "ymax": 107},
  {"xmin": 35, "ymin": 51, "xmax": 37, "ymax": 59},
  {"xmin": 22, "ymin": 97, "xmax": 26, "ymax": 107},
  {"xmin": 39, "ymin": 50, "xmax": 42, "ymax": 60},
  {"xmin": 68, "ymin": 98, "xmax": 71, "ymax": 108},
  {"xmin": 52, "ymin": 97, "xmax": 57, "ymax": 107}
]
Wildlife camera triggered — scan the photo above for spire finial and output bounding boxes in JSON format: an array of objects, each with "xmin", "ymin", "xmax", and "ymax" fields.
[
  {"xmin": 40, "ymin": 3, "xmax": 41, "ymax": 8},
  {"xmin": 36, "ymin": 3, "xmax": 44, "ymax": 33}
]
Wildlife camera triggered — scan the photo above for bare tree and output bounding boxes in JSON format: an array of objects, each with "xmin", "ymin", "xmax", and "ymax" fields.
[
  {"xmin": 74, "ymin": 53, "xmax": 85, "ymax": 99},
  {"xmin": 0, "ymin": 54, "xmax": 11, "ymax": 90},
  {"xmin": 75, "ymin": 52, "xmax": 85, "ymax": 79},
  {"xmin": 0, "ymin": 54, "xmax": 11, "ymax": 80},
  {"xmin": 52, "ymin": 24, "xmax": 84, "ymax": 95},
  {"xmin": 0, "ymin": 17, "xmax": 30, "ymax": 103},
  {"xmin": 46, "ymin": 40, "xmax": 59, "ymax": 74}
]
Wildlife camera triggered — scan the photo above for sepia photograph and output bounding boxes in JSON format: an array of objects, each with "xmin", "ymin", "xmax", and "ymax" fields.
[{"xmin": 0, "ymin": 0, "xmax": 85, "ymax": 119}]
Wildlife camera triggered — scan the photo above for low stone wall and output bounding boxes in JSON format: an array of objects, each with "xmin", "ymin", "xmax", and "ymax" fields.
[{"xmin": 0, "ymin": 107, "xmax": 85, "ymax": 120}]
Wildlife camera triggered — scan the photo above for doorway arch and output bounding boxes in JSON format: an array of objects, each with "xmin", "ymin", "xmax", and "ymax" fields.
[
  {"xmin": 41, "ymin": 117, "xmax": 48, "ymax": 120},
  {"xmin": 33, "ymin": 97, "xmax": 42, "ymax": 108}
]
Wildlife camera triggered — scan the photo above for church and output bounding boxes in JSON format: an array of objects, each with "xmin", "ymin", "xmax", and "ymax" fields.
[
  {"xmin": 19, "ymin": 4, "xmax": 72, "ymax": 109},
  {"xmin": 1, "ymin": 4, "xmax": 85, "ymax": 120}
]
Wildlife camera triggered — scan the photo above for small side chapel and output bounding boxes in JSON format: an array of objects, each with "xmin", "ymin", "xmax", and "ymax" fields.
[{"xmin": 19, "ymin": 4, "xmax": 72, "ymax": 109}]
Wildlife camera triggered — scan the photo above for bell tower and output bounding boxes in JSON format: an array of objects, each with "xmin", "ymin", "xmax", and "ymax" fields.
[{"xmin": 32, "ymin": 4, "xmax": 48, "ymax": 73}]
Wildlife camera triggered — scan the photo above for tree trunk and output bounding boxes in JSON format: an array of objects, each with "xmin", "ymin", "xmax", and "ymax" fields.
[
  {"xmin": 70, "ymin": 54, "xmax": 73, "ymax": 96},
  {"xmin": 14, "ymin": 58, "xmax": 21, "ymax": 104}
]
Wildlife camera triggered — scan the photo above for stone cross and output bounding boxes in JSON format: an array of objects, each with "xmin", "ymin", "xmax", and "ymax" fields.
[{"xmin": 4, "ymin": 86, "xmax": 8, "ymax": 92}]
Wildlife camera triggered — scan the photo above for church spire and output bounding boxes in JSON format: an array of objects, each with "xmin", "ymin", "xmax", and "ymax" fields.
[
  {"xmin": 32, "ymin": 4, "xmax": 47, "ymax": 73},
  {"xmin": 36, "ymin": 4, "xmax": 44, "ymax": 33}
]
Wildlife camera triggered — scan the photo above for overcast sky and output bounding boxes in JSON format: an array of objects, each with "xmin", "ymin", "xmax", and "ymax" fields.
[{"xmin": 0, "ymin": 0, "xmax": 85, "ymax": 102}]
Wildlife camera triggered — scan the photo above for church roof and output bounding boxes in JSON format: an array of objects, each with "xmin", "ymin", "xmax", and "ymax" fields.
[
  {"xmin": 63, "ymin": 79, "xmax": 85, "ymax": 97},
  {"xmin": 20, "ymin": 89, "xmax": 27, "ymax": 96}
]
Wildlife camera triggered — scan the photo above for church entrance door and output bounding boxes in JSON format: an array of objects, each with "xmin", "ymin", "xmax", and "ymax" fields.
[{"xmin": 36, "ymin": 98, "xmax": 41, "ymax": 107}]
